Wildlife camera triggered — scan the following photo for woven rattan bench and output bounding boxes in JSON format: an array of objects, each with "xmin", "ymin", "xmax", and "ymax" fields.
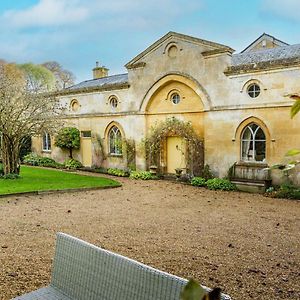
[{"xmin": 13, "ymin": 233, "xmax": 231, "ymax": 300}]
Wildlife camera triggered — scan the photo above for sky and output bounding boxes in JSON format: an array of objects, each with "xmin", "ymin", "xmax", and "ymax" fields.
[{"xmin": 1, "ymin": 0, "xmax": 300, "ymax": 83}]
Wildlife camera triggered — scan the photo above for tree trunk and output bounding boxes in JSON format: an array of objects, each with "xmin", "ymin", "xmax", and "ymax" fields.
[
  {"xmin": 1, "ymin": 135, "xmax": 20, "ymax": 175},
  {"xmin": 69, "ymin": 148, "xmax": 73, "ymax": 159}
]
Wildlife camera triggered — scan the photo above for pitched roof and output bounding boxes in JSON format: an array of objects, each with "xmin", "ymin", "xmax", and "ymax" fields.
[
  {"xmin": 241, "ymin": 33, "xmax": 289, "ymax": 53},
  {"xmin": 65, "ymin": 73, "xmax": 129, "ymax": 92},
  {"xmin": 125, "ymin": 31, "xmax": 234, "ymax": 68},
  {"xmin": 232, "ymin": 43, "xmax": 300, "ymax": 66},
  {"xmin": 224, "ymin": 43, "xmax": 300, "ymax": 75}
]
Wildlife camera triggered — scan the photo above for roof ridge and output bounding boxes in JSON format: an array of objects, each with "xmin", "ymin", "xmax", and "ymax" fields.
[
  {"xmin": 235, "ymin": 42, "xmax": 300, "ymax": 57},
  {"xmin": 241, "ymin": 33, "xmax": 289, "ymax": 53},
  {"xmin": 68, "ymin": 73, "xmax": 128, "ymax": 89}
]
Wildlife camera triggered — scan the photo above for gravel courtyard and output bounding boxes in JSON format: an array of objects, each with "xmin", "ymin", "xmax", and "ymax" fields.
[{"xmin": 0, "ymin": 175, "xmax": 299, "ymax": 300}]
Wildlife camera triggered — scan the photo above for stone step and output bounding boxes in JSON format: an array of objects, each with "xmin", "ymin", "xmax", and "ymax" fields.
[{"xmin": 231, "ymin": 179, "xmax": 267, "ymax": 193}]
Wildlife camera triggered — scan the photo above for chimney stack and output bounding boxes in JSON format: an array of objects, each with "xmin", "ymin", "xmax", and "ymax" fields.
[{"xmin": 93, "ymin": 61, "xmax": 109, "ymax": 79}]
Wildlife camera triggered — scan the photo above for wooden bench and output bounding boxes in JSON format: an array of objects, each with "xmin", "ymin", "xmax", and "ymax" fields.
[{"xmin": 14, "ymin": 233, "xmax": 231, "ymax": 300}]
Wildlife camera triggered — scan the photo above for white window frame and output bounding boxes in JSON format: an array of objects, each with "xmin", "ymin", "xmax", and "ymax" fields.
[
  {"xmin": 108, "ymin": 126, "xmax": 122, "ymax": 156},
  {"xmin": 241, "ymin": 123, "xmax": 266, "ymax": 162},
  {"xmin": 42, "ymin": 132, "xmax": 51, "ymax": 152}
]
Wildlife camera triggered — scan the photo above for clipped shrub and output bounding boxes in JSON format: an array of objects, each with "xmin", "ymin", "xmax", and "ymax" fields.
[
  {"xmin": 38, "ymin": 157, "xmax": 57, "ymax": 167},
  {"xmin": 107, "ymin": 168, "xmax": 129, "ymax": 177},
  {"xmin": 55, "ymin": 127, "xmax": 80, "ymax": 158},
  {"xmin": 129, "ymin": 170, "xmax": 157, "ymax": 180},
  {"xmin": 206, "ymin": 178, "xmax": 236, "ymax": 191},
  {"xmin": 23, "ymin": 153, "xmax": 41, "ymax": 166},
  {"xmin": 0, "ymin": 163, "xmax": 3, "ymax": 176},
  {"xmin": 64, "ymin": 159, "xmax": 82, "ymax": 170},
  {"xmin": 191, "ymin": 177, "xmax": 206, "ymax": 187},
  {"xmin": 94, "ymin": 167, "xmax": 108, "ymax": 174}
]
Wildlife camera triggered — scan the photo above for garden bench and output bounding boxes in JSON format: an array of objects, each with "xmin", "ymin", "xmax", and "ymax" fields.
[{"xmin": 14, "ymin": 233, "xmax": 231, "ymax": 300}]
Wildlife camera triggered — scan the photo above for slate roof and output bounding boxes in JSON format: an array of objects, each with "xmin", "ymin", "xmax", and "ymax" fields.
[
  {"xmin": 66, "ymin": 73, "xmax": 129, "ymax": 91},
  {"xmin": 232, "ymin": 43, "xmax": 300, "ymax": 66}
]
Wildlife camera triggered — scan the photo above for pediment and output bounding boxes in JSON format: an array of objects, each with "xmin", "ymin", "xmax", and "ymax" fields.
[
  {"xmin": 125, "ymin": 31, "xmax": 234, "ymax": 69},
  {"xmin": 241, "ymin": 33, "xmax": 289, "ymax": 53}
]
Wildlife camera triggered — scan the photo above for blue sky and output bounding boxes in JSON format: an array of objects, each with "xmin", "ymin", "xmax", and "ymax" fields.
[{"xmin": 1, "ymin": 0, "xmax": 300, "ymax": 83}]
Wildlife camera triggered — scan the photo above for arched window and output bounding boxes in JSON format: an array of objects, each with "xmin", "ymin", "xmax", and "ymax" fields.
[
  {"xmin": 110, "ymin": 97, "xmax": 118, "ymax": 109},
  {"xmin": 108, "ymin": 126, "xmax": 122, "ymax": 155},
  {"xmin": 42, "ymin": 132, "xmax": 51, "ymax": 151},
  {"xmin": 241, "ymin": 123, "xmax": 266, "ymax": 162}
]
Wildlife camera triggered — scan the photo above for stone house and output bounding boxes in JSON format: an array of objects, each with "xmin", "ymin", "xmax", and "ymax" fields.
[{"xmin": 32, "ymin": 32, "xmax": 300, "ymax": 188}]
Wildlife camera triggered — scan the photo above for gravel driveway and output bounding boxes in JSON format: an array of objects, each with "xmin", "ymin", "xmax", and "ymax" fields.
[{"xmin": 0, "ymin": 174, "xmax": 299, "ymax": 300}]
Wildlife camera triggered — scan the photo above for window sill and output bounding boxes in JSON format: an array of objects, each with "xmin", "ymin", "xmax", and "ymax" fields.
[
  {"xmin": 108, "ymin": 154, "xmax": 123, "ymax": 158},
  {"xmin": 237, "ymin": 161, "xmax": 268, "ymax": 168},
  {"xmin": 42, "ymin": 150, "xmax": 52, "ymax": 153}
]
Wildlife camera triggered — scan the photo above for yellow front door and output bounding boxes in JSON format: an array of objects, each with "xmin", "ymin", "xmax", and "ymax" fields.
[
  {"xmin": 81, "ymin": 138, "xmax": 92, "ymax": 167},
  {"xmin": 167, "ymin": 136, "xmax": 186, "ymax": 173}
]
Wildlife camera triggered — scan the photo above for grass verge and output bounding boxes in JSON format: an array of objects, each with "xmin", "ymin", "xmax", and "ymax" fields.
[{"xmin": 0, "ymin": 166, "xmax": 121, "ymax": 195}]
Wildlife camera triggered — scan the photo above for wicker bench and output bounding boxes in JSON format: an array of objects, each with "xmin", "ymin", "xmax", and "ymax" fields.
[{"xmin": 14, "ymin": 233, "xmax": 231, "ymax": 300}]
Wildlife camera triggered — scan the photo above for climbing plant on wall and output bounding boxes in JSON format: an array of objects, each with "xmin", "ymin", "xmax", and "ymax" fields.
[
  {"xmin": 123, "ymin": 138, "xmax": 136, "ymax": 171},
  {"xmin": 143, "ymin": 117, "xmax": 204, "ymax": 176},
  {"xmin": 92, "ymin": 133, "xmax": 106, "ymax": 167}
]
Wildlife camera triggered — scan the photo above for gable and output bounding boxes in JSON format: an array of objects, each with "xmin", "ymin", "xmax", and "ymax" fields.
[
  {"xmin": 241, "ymin": 33, "xmax": 289, "ymax": 53},
  {"xmin": 125, "ymin": 31, "xmax": 234, "ymax": 69}
]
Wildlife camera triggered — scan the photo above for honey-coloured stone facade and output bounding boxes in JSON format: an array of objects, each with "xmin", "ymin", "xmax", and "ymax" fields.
[{"xmin": 32, "ymin": 32, "xmax": 300, "ymax": 186}]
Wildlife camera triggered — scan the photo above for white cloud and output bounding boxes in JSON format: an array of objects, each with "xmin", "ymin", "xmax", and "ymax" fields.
[
  {"xmin": 0, "ymin": 0, "xmax": 204, "ymax": 81},
  {"xmin": 262, "ymin": 0, "xmax": 300, "ymax": 21},
  {"xmin": 0, "ymin": 0, "xmax": 203, "ymax": 30},
  {"xmin": 2, "ymin": 0, "xmax": 89, "ymax": 28}
]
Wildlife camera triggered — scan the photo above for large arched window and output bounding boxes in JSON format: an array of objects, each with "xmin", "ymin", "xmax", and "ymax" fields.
[
  {"xmin": 108, "ymin": 126, "xmax": 122, "ymax": 155},
  {"xmin": 241, "ymin": 123, "xmax": 266, "ymax": 162},
  {"xmin": 42, "ymin": 132, "xmax": 51, "ymax": 151}
]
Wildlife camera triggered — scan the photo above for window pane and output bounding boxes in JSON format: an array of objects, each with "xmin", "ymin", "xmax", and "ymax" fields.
[
  {"xmin": 247, "ymin": 84, "xmax": 260, "ymax": 98},
  {"xmin": 48, "ymin": 135, "xmax": 51, "ymax": 150},
  {"xmin": 255, "ymin": 141, "xmax": 266, "ymax": 161},
  {"xmin": 242, "ymin": 127, "xmax": 252, "ymax": 140},
  {"xmin": 249, "ymin": 123, "xmax": 258, "ymax": 132},
  {"xmin": 81, "ymin": 131, "xmax": 91, "ymax": 138},
  {"xmin": 255, "ymin": 127, "xmax": 265, "ymax": 140},
  {"xmin": 109, "ymin": 126, "xmax": 122, "ymax": 154},
  {"xmin": 242, "ymin": 140, "xmax": 253, "ymax": 160},
  {"xmin": 43, "ymin": 134, "xmax": 47, "ymax": 150},
  {"xmin": 43, "ymin": 133, "xmax": 51, "ymax": 151}
]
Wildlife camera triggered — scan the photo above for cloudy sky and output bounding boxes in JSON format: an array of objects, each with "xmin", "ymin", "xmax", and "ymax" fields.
[{"xmin": 1, "ymin": 0, "xmax": 300, "ymax": 83}]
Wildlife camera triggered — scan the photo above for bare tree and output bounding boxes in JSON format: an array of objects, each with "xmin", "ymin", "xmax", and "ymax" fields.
[
  {"xmin": 0, "ymin": 61, "xmax": 63, "ymax": 175},
  {"xmin": 42, "ymin": 61, "xmax": 75, "ymax": 89}
]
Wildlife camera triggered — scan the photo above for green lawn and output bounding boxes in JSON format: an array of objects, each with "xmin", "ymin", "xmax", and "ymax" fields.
[{"xmin": 0, "ymin": 166, "xmax": 121, "ymax": 195}]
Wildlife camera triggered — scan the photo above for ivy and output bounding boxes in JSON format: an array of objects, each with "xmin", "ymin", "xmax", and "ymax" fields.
[{"xmin": 143, "ymin": 117, "xmax": 204, "ymax": 176}]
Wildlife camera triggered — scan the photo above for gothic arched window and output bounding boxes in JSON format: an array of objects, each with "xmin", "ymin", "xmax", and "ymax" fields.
[
  {"xmin": 241, "ymin": 123, "xmax": 266, "ymax": 162},
  {"xmin": 108, "ymin": 126, "xmax": 122, "ymax": 155}
]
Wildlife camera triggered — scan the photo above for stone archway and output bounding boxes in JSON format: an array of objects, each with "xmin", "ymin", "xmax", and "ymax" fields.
[{"xmin": 140, "ymin": 72, "xmax": 211, "ymax": 112}]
